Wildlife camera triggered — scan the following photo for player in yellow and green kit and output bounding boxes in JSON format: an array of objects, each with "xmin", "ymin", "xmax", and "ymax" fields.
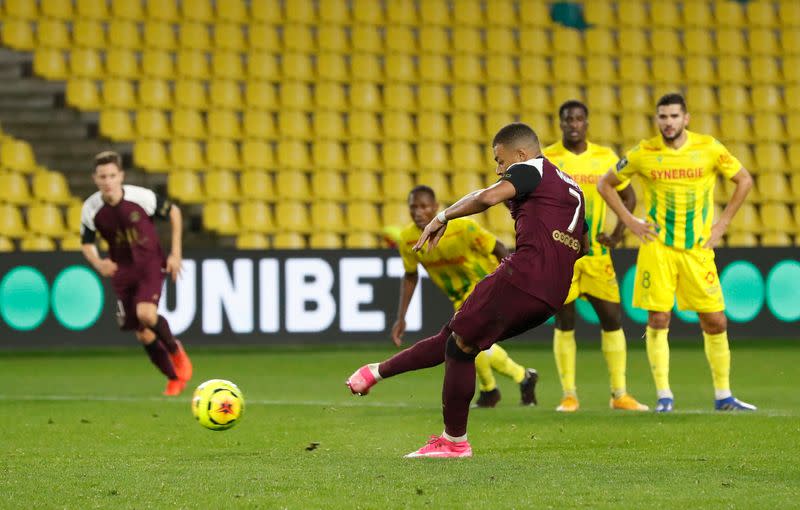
[
  {"xmin": 543, "ymin": 101, "xmax": 648, "ymax": 412},
  {"xmin": 392, "ymin": 185, "xmax": 538, "ymax": 408},
  {"xmin": 598, "ymin": 93, "xmax": 756, "ymax": 412}
]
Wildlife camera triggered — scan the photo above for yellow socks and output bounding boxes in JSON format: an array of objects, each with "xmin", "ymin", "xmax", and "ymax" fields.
[
  {"xmin": 553, "ymin": 329, "xmax": 577, "ymax": 395},
  {"xmin": 646, "ymin": 326, "xmax": 672, "ymax": 399},
  {"xmin": 703, "ymin": 331, "xmax": 732, "ymax": 399},
  {"xmin": 601, "ymin": 329, "xmax": 627, "ymax": 398},
  {"xmin": 485, "ymin": 344, "xmax": 527, "ymax": 383},
  {"xmin": 474, "ymin": 351, "xmax": 497, "ymax": 392}
]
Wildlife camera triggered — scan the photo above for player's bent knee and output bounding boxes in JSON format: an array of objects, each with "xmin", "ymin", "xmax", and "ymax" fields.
[
  {"xmin": 135, "ymin": 306, "xmax": 158, "ymax": 327},
  {"xmin": 134, "ymin": 328, "xmax": 155, "ymax": 344},
  {"xmin": 699, "ymin": 312, "xmax": 727, "ymax": 334},
  {"xmin": 648, "ymin": 312, "xmax": 671, "ymax": 329},
  {"xmin": 446, "ymin": 335, "xmax": 479, "ymax": 361}
]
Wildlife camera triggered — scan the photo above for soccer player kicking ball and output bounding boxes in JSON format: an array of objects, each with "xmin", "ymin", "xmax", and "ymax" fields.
[
  {"xmin": 543, "ymin": 101, "xmax": 648, "ymax": 412},
  {"xmin": 347, "ymin": 123, "xmax": 587, "ymax": 457},
  {"xmin": 80, "ymin": 151, "xmax": 192, "ymax": 396},
  {"xmin": 391, "ymin": 185, "xmax": 538, "ymax": 408},
  {"xmin": 597, "ymin": 93, "xmax": 756, "ymax": 413}
]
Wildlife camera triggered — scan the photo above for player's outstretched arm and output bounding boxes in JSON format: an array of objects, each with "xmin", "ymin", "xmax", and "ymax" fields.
[
  {"xmin": 165, "ymin": 204, "xmax": 183, "ymax": 282},
  {"xmin": 598, "ymin": 170, "xmax": 657, "ymax": 243},
  {"xmin": 391, "ymin": 271, "xmax": 419, "ymax": 347},
  {"xmin": 413, "ymin": 181, "xmax": 516, "ymax": 252},
  {"xmin": 597, "ymin": 185, "xmax": 636, "ymax": 248},
  {"xmin": 704, "ymin": 167, "xmax": 753, "ymax": 249}
]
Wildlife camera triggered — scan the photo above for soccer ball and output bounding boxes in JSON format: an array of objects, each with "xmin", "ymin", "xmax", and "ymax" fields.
[{"xmin": 191, "ymin": 379, "xmax": 245, "ymax": 431}]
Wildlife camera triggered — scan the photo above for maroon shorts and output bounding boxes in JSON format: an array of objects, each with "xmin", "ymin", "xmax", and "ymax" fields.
[
  {"xmin": 110, "ymin": 262, "xmax": 165, "ymax": 331},
  {"xmin": 449, "ymin": 270, "xmax": 556, "ymax": 351}
]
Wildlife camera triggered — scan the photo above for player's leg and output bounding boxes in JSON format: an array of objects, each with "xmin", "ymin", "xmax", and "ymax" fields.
[
  {"xmin": 346, "ymin": 323, "xmax": 451, "ymax": 395},
  {"xmin": 588, "ymin": 296, "xmax": 648, "ymax": 411},
  {"xmin": 647, "ymin": 311, "xmax": 673, "ymax": 411},
  {"xmin": 482, "ymin": 345, "xmax": 538, "ymax": 406},
  {"xmin": 553, "ymin": 302, "xmax": 579, "ymax": 411},
  {"xmin": 472, "ymin": 351, "xmax": 501, "ymax": 408},
  {"xmin": 697, "ymin": 312, "xmax": 756, "ymax": 411},
  {"xmin": 135, "ymin": 326, "xmax": 183, "ymax": 395}
]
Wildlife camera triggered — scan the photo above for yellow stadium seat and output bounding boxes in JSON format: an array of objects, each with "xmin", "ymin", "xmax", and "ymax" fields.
[
  {"xmin": 551, "ymin": 28, "xmax": 584, "ymax": 55},
  {"xmin": 588, "ymin": 115, "xmax": 620, "ymax": 145},
  {"xmin": 347, "ymin": 232, "xmax": 379, "ymax": 249},
  {"xmin": 210, "ymin": 80, "xmax": 243, "ymax": 109},
  {"xmin": 382, "ymin": 112, "xmax": 415, "ymax": 141},
  {"xmin": 452, "ymin": 27, "xmax": 484, "ymax": 54},
  {"xmin": 486, "ymin": 55, "xmax": 518, "ymax": 84},
  {"xmin": 782, "ymin": 31, "xmax": 800, "ymax": 55},
  {"xmin": 618, "ymin": 56, "xmax": 649, "ymax": 83},
  {"xmin": 33, "ymin": 48, "xmax": 68, "ymax": 80},
  {"xmin": 280, "ymin": 82, "xmax": 312, "ymax": 110},
  {"xmin": 419, "ymin": 55, "xmax": 450, "ymax": 84},
  {"xmin": 727, "ymin": 232, "xmax": 758, "ymax": 247},
  {"xmin": 585, "ymin": 56, "xmax": 616, "ymax": 82},
  {"xmin": 60, "ymin": 235, "xmax": 82, "ymax": 251},
  {"xmin": 105, "ymin": 48, "xmax": 139, "ymax": 79},
  {"xmin": 73, "ymin": 20, "xmax": 106, "ymax": 49},
  {"xmin": 311, "ymin": 170, "xmax": 346, "ymax": 200},
  {"xmin": 273, "ymin": 232, "xmax": 306, "ymax": 249},
  {"xmin": 619, "ymin": 84, "xmax": 652, "ymax": 113},
  {"xmin": 581, "ymin": 0, "xmax": 614, "ymax": 25},
  {"xmin": 167, "ymin": 170, "xmax": 204, "ymax": 204},
  {"xmin": 452, "ymin": 84, "xmax": 485, "ymax": 113},
  {"xmin": 21, "ymin": 235, "xmax": 56, "ymax": 252},
  {"xmin": 351, "ymin": 26, "xmax": 382, "ymax": 53},
  {"xmin": 76, "ymin": 0, "xmax": 109, "ymax": 18},
  {"xmin": 761, "ymin": 232, "xmax": 792, "ymax": 247},
  {"xmin": 689, "ymin": 112, "xmax": 718, "ymax": 137},
  {"xmin": 350, "ymin": 54, "xmax": 382, "ymax": 82},
  {"xmin": 319, "ymin": 0, "xmax": 349, "ymax": 23},
  {"xmin": 181, "ymin": 0, "xmax": 214, "ymax": 22},
  {"xmin": 718, "ymin": 85, "xmax": 751, "ymax": 113},
  {"xmin": 419, "ymin": 0, "xmax": 449, "ymax": 25},
  {"xmin": 276, "ymin": 171, "xmax": 311, "ymax": 200},
  {"xmin": 205, "ymin": 170, "xmax": 240, "ymax": 201},
  {"xmin": 452, "ymin": 55, "xmax": 484, "ymax": 84},
  {"xmin": 486, "ymin": 27, "xmax": 517, "ymax": 55},
  {"xmin": 715, "ymin": 28, "xmax": 747, "ymax": 56},
  {"xmin": 386, "ymin": 26, "xmax": 416, "ymax": 54},
  {"xmin": 749, "ymin": 28, "xmax": 779, "ymax": 56},
  {"xmin": 70, "ymin": 48, "xmax": 104, "ymax": 78},
  {"xmin": 417, "ymin": 142, "xmax": 450, "ymax": 171},
  {"xmin": 715, "ymin": 0, "xmax": 746, "ymax": 27},
  {"xmin": 348, "ymin": 82, "xmax": 380, "ymax": 112},
  {"xmin": 419, "ymin": 26, "xmax": 450, "ymax": 54},
  {"xmin": 451, "ymin": 171, "xmax": 483, "ymax": 197},
  {"xmin": 754, "ymin": 143, "xmax": 789, "ymax": 173},
  {"xmin": 750, "ymin": 85, "xmax": 782, "ymax": 113},
  {"xmin": 518, "ymin": 85, "xmax": 552, "ymax": 115},
  {"xmin": 346, "ymin": 202, "xmax": 381, "ymax": 233},
  {"xmin": 415, "ymin": 170, "xmax": 451, "ymax": 201},
  {"xmin": 682, "ymin": 85, "xmax": 716, "ymax": 113},
  {"xmin": 382, "ymin": 200, "xmax": 411, "ymax": 228},
  {"xmin": 729, "ymin": 203, "xmax": 761, "ymax": 233},
  {"xmin": 251, "ymin": 0, "xmax": 282, "ymax": 23},
  {"xmin": 41, "ymin": 0, "xmax": 73, "ymax": 19},
  {"xmin": 385, "ymin": 54, "xmax": 416, "ymax": 83},
  {"xmin": 240, "ymin": 171, "xmax": 274, "ymax": 201},
  {"xmin": 134, "ymin": 140, "xmax": 170, "ymax": 172},
  {"xmin": 383, "ymin": 84, "xmax": 415, "ymax": 111},
  {"xmin": 212, "ymin": 52, "xmax": 244, "ymax": 80},
  {"xmin": 236, "ymin": 232, "xmax": 270, "ymax": 249},
  {"xmin": 284, "ymin": 0, "xmax": 316, "ymax": 23},
  {"xmin": 484, "ymin": 84, "xmax": 517, "ymax": 113},
  {"xmin": 0, "ymin": 172, "xmax": 31, "ymax": 204},
  {"xmin": 202, "ymin": 201, "xmax": 239, "ymax": 235},
  {"xmin": 1, "ymin": 140, "xmax": 36, "ymax": 174},
  {"xmin": 451, "ymin": 141, "xmax": 485, "ymax": 171},
  {"xmin": 748, "ymin": 1, "xmax": 778, "ymax": 27},
  {"xmin": 788, "ymin": 113, "xmax": 800, "ymax": 141},
  {"xmin": 99, "ymin": 109, "xmax": 135, "ymax": 141},
  {"xmin": 585, "ymin": 85, "xmax": 617, "ymax": 114},
  {"xmin": 176, "ymin": 50, "xmax": 210, "ymax": 79},
  {"xmin": 248, "ymin": 24, "xmax": 280, "ymax": 52},
  {"xmin": 143, "ymin": 21, "xmax": 177, "ymax": 50},
  {"xmin": 171, "ymin": 139, "xmax": 206, "ymax": 171},
  {"xmin": 111, "ymin": 0, "xmax": 143, "ymax": 20},
  {"xmin": 750, "ymin": 57, "xmax": 781, "ymax": 84},
  {"xmin": 141, "ymin": 49, "xmax": 174, "ymax": 79},
  {"xmin": 135, "ymin": 110, "xmax": 170, "ymax": 140},
  {"xmin": 178, "ymin": 21, "xmax": 211, "ymax": 51},
  {"xmin": 314, "ymin": 111, "xmax": 345, "ymax": 140},
  {"xmin": 684, "ymin": 56, "xmax": 716, "ymax": 84},
  {"xmin": 620, "ymin": 113, "xmax": 651, "ymax": 144},
  {"xmin": 724, "ymin": 142, "xmax": 753, "ymax": 171},
  {"xmin": 65, "ymin": 202, "xmax": 82, "ymax": 232},
  {"xmin": 317, "ymin": 53, "xmax": 348, "ymax": 82},
  {"xmin": 275, "ymin": 201, "xmax": 311, "ymax": 232},
  {"xmin": 28, "ymin": 203, "xmax": 65, "ymax": 237},
  {"xmin": 282, "ymin": 53, "xmax": 314, "ymax": 81},
  {"xmin": 757, "ymin": 173, "xmax": 791, "ymax": 202},
  {"xmin": 753, "ymin": 114, "xmax": 785, "ymax": 141},
  {"xmin": 348, "ymin": 141, "xmax": 381, "ymax": 170},
  {"xmin": 349, "ymin": 111, "xmax": 381, "ymax": 141},
  {"xmin": 283, "ymin": 24, "xmax": 315, "ymax": 52},
  {"xmin": 651, "ymin": 56, "xmax": 683, "ymax": 83},
  {"xmin": 207, "ymin": 110, "xmax": 242, "ymax": 139},
  {"xmin": 617, "ymin": 28, "xmax": 649, "ymax": 55},
  {"xmin": 5, "ymin": 0, "xmax": 38, "ymax": 19},
  {"xmin": 551, "ymin": 84, "xmax": 583, "ymax": 108},
  {"xmin": 682, "ymin": 29, "xmax": 713, "ymax": 57},
  {"xmin": 214, "ymin": 23, "xmax": 246, "ymax": 52},
  {"xmin": 452, "ymin": 0, "xmax": 481, "ymax": 25},
  {"xmin": 139, "ymin": 78, "xmax": 173, "ymax": 109},
  {"xmin": 779, "ymin": 0, "xmax": 800, "ymax": 25},
  {"xmin": 417, "ymin": 112, "xmax": 449, "ymax": 141},
  {"xmin": 278, "ymin": 140, "xmax": 311, "ymax": 170},
  {"xmin": 309, "ymin": 232, "xmax": 343, "ymax": 249},
  {"xmin": 0, "ymin": 204, "xmax": 26, "ymax": 238},
  {"xmin": 347, "ymin": 170, "xmax": 382, "ymax": 202},
  {"xmin": 312, "ymin": 141, "xmax": 346, "ymax": 170},
  {"xmin": 245, "ymin": 82, "xmax": 278, "ymax": 111},
  {"xmin": 66, "ymin": 78, "xmax": 100, "ymax": 111},
  {"xmin": 784, "ymin": 56, "xmax": 800, "ymax": 83},
  {"xmin": 243, "ymin": 111, "xmax": 278, "ymax": 141},
  {"xmin": 207, "ymin": 140, "xmax": 241, "ymax": 169},
  {"xmin": 172, "ymin": 109, "xmax": 206, "ymax": 139},
  {"xmin": 451, "ymin": 112, "xmax": 484, "ymax": 142},
  {"xmin": 650, "ymin": 2, "xmax": 681, "ymax": 27},
  {"xmin": 791, "ymin": 173, "xmax": 800, "ymax": 197},
  {"xmin": 383, "ymin": 172, "xmax": 415, "ymax": 200},
  {"xmin": 761, "ymin": 203, "xmax": 794, "ymax": 231},
  {"xmin": 383, "ymin": 141, "xmax": 416, "ymax": 172},
  {"xmin": 385, "ymin": 0, "xmax": 415, "ymax": 24},
  {"xmin": 2, "ymin": 19, "xmax": 35, "ymax": 50},
  {"xmin": 241, "ymin": 140, "xmax": 276, "ymax": 171},
  {"xmin": 583, "ymin": 28, "xmax": 615, "ymax": 55},
  {"xmin": 618, "ymin": 0, "xmax": 648, "ymax": 26},
  {"xmin": 175, "ymin": 80, "xmax": 208, "ymax": 110}
]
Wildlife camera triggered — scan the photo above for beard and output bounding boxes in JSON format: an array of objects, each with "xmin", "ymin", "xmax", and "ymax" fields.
[{"xmin": 661, "ymin": 126, "xmax": 683, "ymax": 142}]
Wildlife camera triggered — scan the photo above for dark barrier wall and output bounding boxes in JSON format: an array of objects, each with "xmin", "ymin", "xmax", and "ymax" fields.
[{"xmin": 0, "ymin": 249, "xmax": 798, "ymax": 349}]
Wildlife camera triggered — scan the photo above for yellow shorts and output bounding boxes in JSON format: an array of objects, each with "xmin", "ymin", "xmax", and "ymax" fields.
[
  {"xmin": 633, "ymin": 241, "xmax": 725, "ymax": 313},
  {"xmin": 564, "ymin": 254, "xmax": 621, "ymax": 305}
]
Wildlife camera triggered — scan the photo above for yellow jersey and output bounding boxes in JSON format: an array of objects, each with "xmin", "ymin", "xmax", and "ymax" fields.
[
  {"xmin": 543, "ymin": 140, "xmax": 623, "ymax": 256},
  {"xmin": 398, "ymin": 217, "xmax": 498, "ymax": 307},
  {"xmin": 616, "ymin": 130, "xmax": 742, "ymax": 250}
]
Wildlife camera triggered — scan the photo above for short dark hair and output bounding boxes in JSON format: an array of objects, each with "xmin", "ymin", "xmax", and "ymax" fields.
[
  {"xmin": 492, "ymin": 122, "xmax": 539, "ymax": 148},
  {"xmin": 656, "ymin": 93, "xmax": 687, "ymax": 112},
  {"xmin": 409, "ymin": 185, "xmax": 436, "ymax": 201},
  {"xmin": 558, "ymin": 100, "xmax": 589, "ymax": 119},
  {"xmin": 94, "ymin": 151, "xmax": 123, "ymax": 170}
]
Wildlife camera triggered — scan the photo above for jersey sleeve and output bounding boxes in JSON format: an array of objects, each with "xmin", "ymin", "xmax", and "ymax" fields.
[
  {"xmin": 154, "ymin": 194, "xmax": 173, "ymax": 219},
  {"xmin": 613, "ymin": 145, "xmax": 641, "ymax": 187},
  {"xmin": 607, "ymin": 152, "xmax": 631, "ymax": 191},
  {"xmin": 80, "ymin": 198, "xmax": 98, "ymax": 244},
  {"xmin": 712, "ymin": 138, "xmax": 744, "ymax": 179},
  {"xmin": 464, "ymin": 219, "xmax": 497, "ymax": 256},
  {"xmin": 500, "ymin": 161, "xmax": 543, "ymax": 199}
]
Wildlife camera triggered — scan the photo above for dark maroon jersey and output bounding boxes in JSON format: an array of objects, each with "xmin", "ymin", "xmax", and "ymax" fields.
[
  {"xmin": 498, "ymin": 156, "xmax": 586, "ymax": 308},
  {"xmin": 80, "ymin": 185, "xmax": 171, "ymax": 267}
]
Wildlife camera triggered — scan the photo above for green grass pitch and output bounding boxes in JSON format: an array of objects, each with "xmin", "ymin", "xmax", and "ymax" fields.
[{"xmin": 2, "ymin": 339, "xmax": 799, "ymax": 509}]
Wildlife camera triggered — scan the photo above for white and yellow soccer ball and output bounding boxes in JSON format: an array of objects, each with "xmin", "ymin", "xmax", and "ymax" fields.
[{"xmin": 191, "ymin": 379, "xmax": 245, "ymax": 431}]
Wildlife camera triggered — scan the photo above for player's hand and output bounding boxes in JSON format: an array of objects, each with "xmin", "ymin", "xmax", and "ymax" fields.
[
  {"xmin": 596, "ymin": 232, "xmax": 622, "ymax": 249},
  {"xmin": 703, "ymin": 221, "xmax": 727, "ymax": 249},
  {"xmin": 625, "ymin": 217, "xmax": 658, "ymax": 243},
  {"xmin": 96, "ymin": 258, "xmax": 118, "ymax": 277},
  {"xmin": 166, "ymin": 253, "xmax": 183, "ymax": 282},
  {"xmin": 391, "ymin": 319, "xmax": 406, "ymax": 347},
  {"xmin": 413, "ymin": 217, "xmax": 447, "ymax": 252}
]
